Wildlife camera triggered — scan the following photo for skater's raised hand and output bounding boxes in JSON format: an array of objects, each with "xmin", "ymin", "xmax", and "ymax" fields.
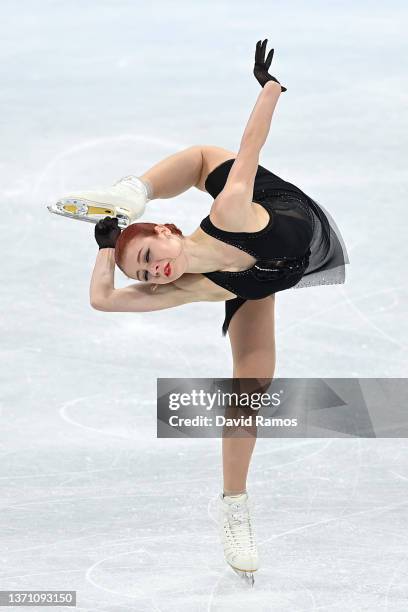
[
  {"xmin": 253, "ymin": 39, "xmax": 287, "ymax": 92},
  {"xmin": 95, "ymin": 216, "xmax": 122, "ymax": 250}
]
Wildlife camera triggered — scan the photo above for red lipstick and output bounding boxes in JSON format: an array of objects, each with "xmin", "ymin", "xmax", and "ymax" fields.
[{"xmin": 164, "ymin": 262, "xmax": 171, "ymax": 277}]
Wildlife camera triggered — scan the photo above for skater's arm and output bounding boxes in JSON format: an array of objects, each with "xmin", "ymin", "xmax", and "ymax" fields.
[
  {"xmin": 240, "ymin": 80, "xmax": 282, "ymax": 151},
  {"xmin": 226, "ymin": 81, "xmax": 281, "ymax": 190},
  {"xmin": 91, "ymin": 282, "xmax": 195, "ymax": 312},
  {"xmin": 90, "ymin": 249, "xmax": 199, "ymax": 311},
  {"xmin": 90, "ymin": 248, "xmax": 116, "ymax": 304}
]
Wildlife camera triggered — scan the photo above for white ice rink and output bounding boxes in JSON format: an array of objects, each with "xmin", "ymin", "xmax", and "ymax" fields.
[{"xmin": 1, "ymin": 0, "xmax": 407, "ymax": 610}]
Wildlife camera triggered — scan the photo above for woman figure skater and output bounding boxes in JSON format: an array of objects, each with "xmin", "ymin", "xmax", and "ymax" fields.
[{"xmin": 48, "ymin": 40, "xmax": 348, "ymax": 586}]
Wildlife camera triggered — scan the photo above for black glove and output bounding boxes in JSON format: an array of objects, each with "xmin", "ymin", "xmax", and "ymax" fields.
[
  {"xmin": 95, "ymin": 216, "xmax": 121, "ymax": 249},
  {"xmin": 253, "ymin": 39, "xmax": 287, "ymax": 92}
]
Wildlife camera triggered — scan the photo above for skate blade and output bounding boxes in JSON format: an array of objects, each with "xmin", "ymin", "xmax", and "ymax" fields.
[
  {"xmin": 47, "ymin": 199, "xmax": 130, "ymax": 228},
  {"xmin": 231, "ymin": 567, "xmax": 256, "ymax": 587}
]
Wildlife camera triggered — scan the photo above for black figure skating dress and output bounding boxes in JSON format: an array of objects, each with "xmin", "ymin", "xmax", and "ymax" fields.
[{"xmin": 200, "ymin": 159, "xmax": 349, "ymax": 336}]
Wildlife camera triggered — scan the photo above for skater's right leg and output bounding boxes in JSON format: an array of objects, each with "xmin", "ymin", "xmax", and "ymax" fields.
[
  {"xmin": 224, "ymin": 295, "xmax": 276, "ymax": 495},
  {"xmin": 217, "ymin": 296, "xmax": 275, "ymax": 583}
]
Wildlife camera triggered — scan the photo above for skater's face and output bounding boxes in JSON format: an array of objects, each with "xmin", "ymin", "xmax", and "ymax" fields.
[{"xmin": 121, "ymin": 225, "xmax": 185, "ymax": 284}]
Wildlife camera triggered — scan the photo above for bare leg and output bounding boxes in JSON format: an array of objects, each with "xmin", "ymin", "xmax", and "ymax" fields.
[
  {"xmin": 139, "ymin": 146, "xmax": 203, "ymax": 200},
  {"xmin": 222, "ymin": 378, "xmax": 272, "ymax": 495},
  {"xmin": 223, "ymin": 437, "xmax": 257, "ymax": 496},
  {"xmin": 222, "ymin": 296, "xmax": 276, "ymax": 496}
]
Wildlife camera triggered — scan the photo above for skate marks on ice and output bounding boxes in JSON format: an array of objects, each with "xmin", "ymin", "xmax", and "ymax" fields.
[
  {"xmin": 85, "ymin": 544, "xmax": 224, "ymax": 611},
  {"xmin": 59, "ymin": 395, "xmax": 155, "ymax": 442},
  {"xmin": 205, "ymin": 437, "xmax": 408, "ymax": 610},
  {"xmin": 84, "ymin": 540, "xmax": 318, "ymax": 611}
]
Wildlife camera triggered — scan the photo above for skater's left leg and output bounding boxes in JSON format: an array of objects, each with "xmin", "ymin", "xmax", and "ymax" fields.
[
  {"xmin": 139, "ymin": 146, "xmax": 203, "ymax": 200},
  {"xmin": 47, "ymin": 146, "xmax": 204, "ymax": 227},
  {"xmin": 223, "ymin": 295, "xmax": 276, "ymax": 495}
]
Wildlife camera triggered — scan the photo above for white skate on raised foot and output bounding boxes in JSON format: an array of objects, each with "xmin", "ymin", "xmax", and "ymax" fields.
[
  {"xmin": 46, "ymin": 175, "xmax": 151, "ymax": 228},
  {"xmin": 217, "ymin": 492, "xmax": 259, "ymax": 587}
]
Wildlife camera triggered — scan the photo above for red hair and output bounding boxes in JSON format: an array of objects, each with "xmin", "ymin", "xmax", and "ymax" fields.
[{"xmin": 115, "ymin": 222, "xmax": 183, "ymax": 274}]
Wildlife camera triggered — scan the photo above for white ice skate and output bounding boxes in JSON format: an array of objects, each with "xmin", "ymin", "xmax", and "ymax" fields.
[
  {"xmin": 46, "ymin": 175, "xmax": 151, "ymax": 228},
  {"xmin": 217, "ymin": 492, "xmax": 259, "ymax": 587}
]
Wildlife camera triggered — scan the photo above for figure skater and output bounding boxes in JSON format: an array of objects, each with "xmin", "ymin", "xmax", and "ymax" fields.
[{"xmin": 48, "ymin": 40, "xmax": 349, "ymax": 586}]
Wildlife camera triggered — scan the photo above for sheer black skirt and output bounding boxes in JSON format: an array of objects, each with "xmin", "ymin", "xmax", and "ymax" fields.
[{"xmin": 222, "ymin": 171, "xmax": 350, "ymax": 336}]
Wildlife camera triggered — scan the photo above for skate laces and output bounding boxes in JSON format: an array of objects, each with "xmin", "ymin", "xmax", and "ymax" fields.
[{"xmin": 227, "ymin": 501, "xmax": 256, "ymax": 551}]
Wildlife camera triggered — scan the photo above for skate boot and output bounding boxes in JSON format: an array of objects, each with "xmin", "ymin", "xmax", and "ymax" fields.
[
  {"xmin": 217, "ymin": 492, "xmax": 259, "ymax": 587},
  {"xmin": 46, "ymin": 175, "xmax": 152, "ymax": 228}
]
